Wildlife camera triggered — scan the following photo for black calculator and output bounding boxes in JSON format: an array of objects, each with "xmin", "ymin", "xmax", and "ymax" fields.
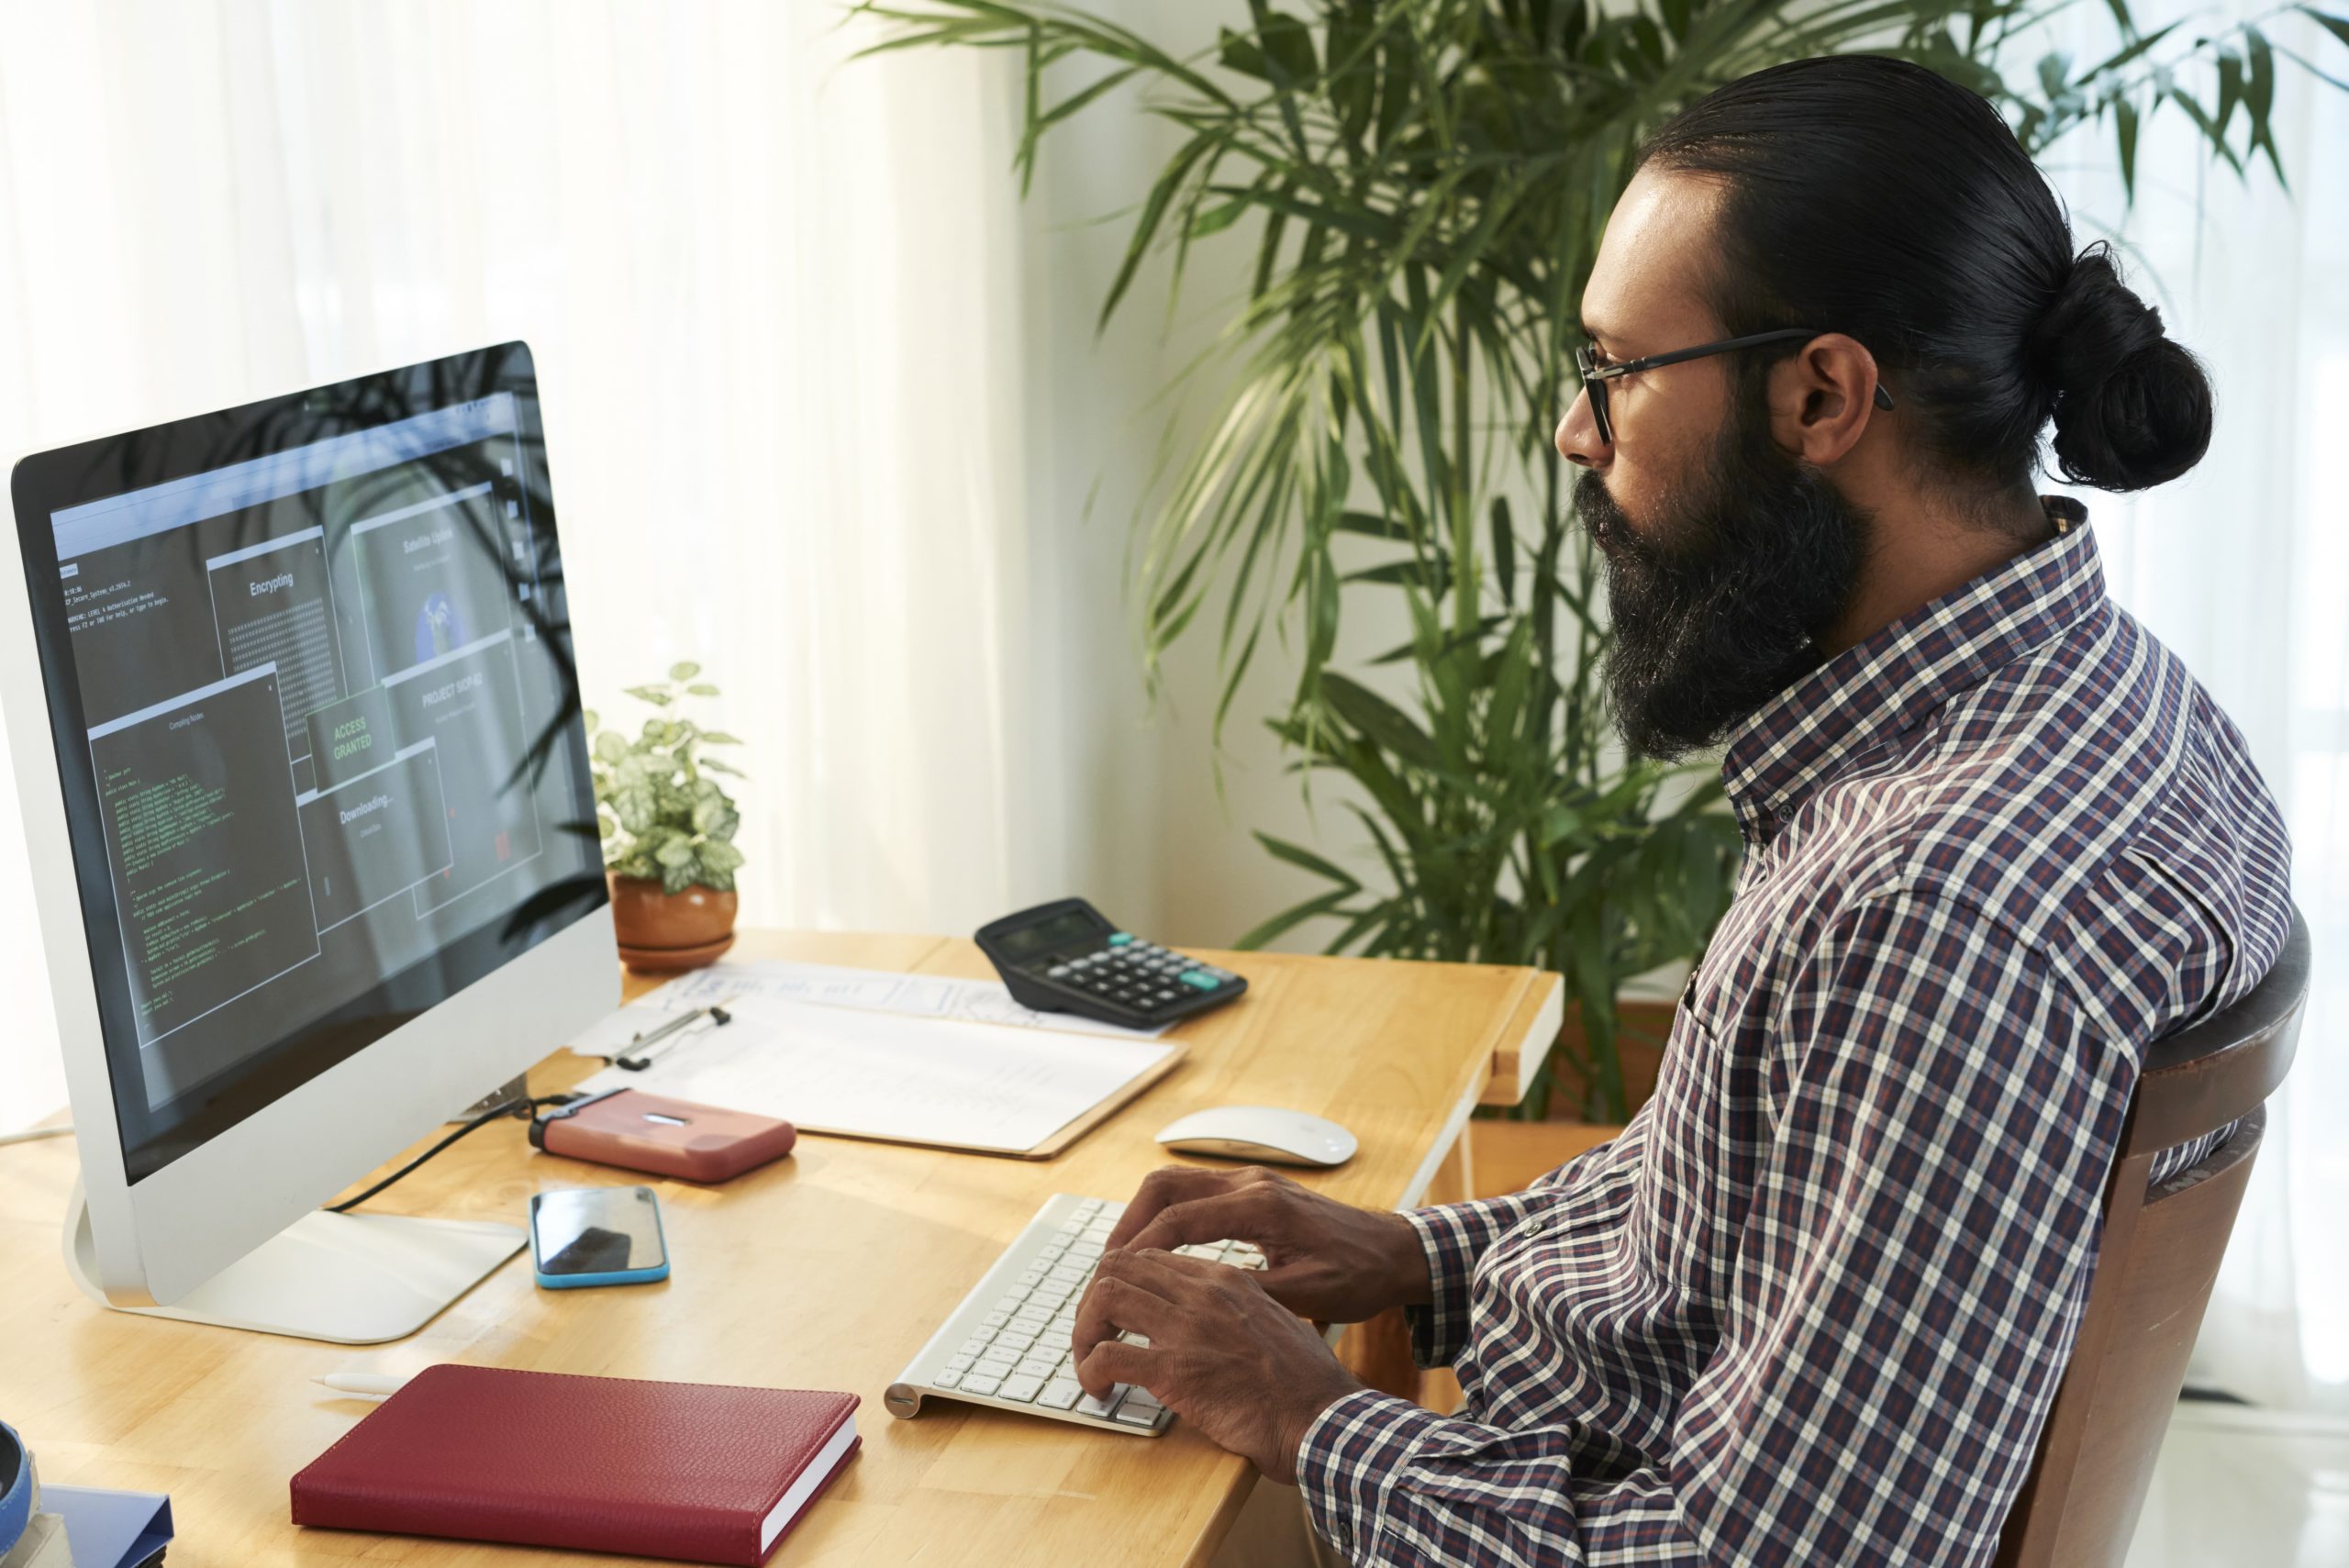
[{"xmin": 976, "ymin": 898, "xmax": 1247, "ymax": 1029}]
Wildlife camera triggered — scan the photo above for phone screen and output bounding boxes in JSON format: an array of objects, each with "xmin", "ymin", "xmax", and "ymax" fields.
[{"xmin": 530, "ymin": 1186, "xmax": 665, "ymax": 1277}]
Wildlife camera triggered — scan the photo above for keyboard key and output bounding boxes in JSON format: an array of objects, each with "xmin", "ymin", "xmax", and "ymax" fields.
[
  {"xmin": 998, "ymin": 1374, "xmax": 1045, "ymax": 1403},
  {"xmin": 1075, "ymin": 1386, "xmax": 1128, "ymax": 1419},
  {"xmin": 1069, "ymin": 1240, "xmax": 1104, "ymax": 1260},
  {"xmin": 980, "ymin": 1347, "xmax": 1019, "ymax": 1369},
  {"xmin": 946, "ymin": 1353, "xmax": 975, "ymax": 1372},
  {"xmin": 996, "ymin": 1329, "xmax": 1037, "ymax": 1351},
  {"xmin": 982, "ymin": 1312, "xmax": 1009, "ymax": 1329},
  {"xmin": 1113, "ymin": 1401, "xmax": 1163, "ymax": 1428},
  {"xmin": 1076, "ymin": 1198, "xmax": 1104, "ymax": 1215},
  {"xmin": 934, "ymin": 1371, "xmax": 961, "ymax": 1389},
  {"xmin": 1018, "ymin": 1271, "xmax": 1042, "ymax": 1287},
  {"xmin": 1013, "ymin": 1305, "xmax": 1053, "ymax": 1326},
  {"xmin": 962, "ymin": 1373, "xmax": 1003, "ymax": 1396},
  {"xmin": 996, "ymin": 1291, "xmax": 1030, "ymax": 1312},
  {"xmin": 1018, "ymin": 1355, "xmax": 1059, "ymax": 1378},
  {"xmin": 1175, "ymin": 1244, "xmax": 1221, "ymax": 1261},
  {"xmin": 1047, "ymin": 1264, "xmax": 1087, "ymax": 1284},
  {"xmin": 1038, "ymin": 1380, "xmax": 1083, "ymax": 1410}
]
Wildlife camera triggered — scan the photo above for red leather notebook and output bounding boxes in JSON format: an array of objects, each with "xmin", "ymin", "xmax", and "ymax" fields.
[{"xmin": 291, "ymin": 1364, "xmax": 859, "ymax": 1565}]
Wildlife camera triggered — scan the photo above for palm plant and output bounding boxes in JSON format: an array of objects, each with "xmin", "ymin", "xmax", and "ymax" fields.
[{"xmin": 855, "ymin": 0, "xmax": 2345, "ymax": 1118}]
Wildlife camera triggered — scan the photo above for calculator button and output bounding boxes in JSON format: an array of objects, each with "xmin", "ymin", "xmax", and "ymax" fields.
[
  {"xmin": 1047, "ymin": 964, "xmax": 1074, "ymax": 979},
  {"xmin": 1178, "ymin": 971, "xmax": 1219, "ymax": 991},
  {"xmin": 1109, "ymin": 932, "xmax": 1135, "ymax": 947}
]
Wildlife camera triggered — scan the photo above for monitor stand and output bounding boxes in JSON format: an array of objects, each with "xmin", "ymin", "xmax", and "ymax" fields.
[{"xmin": 64, "ymin": 1184, "xmax": 523, "ymax": 1344}]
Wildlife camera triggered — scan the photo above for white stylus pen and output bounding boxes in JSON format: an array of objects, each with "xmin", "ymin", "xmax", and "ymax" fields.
[{"xmin": 315, "ymin": 1372, "xmax": 412, "ymax": 1397}]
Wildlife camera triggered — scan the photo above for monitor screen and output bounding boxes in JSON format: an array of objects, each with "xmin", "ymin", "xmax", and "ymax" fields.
[{"xmin": 11, "ymin": 345, "xmax": 606, "ymax": 1184}]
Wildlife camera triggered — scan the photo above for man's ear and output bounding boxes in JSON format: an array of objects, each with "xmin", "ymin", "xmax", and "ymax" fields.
[{"xmin": 1764, "ymin": 333, "xmax": 1886, "ymax": 466}]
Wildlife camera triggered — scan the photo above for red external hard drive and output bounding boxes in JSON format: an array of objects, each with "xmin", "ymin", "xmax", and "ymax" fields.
[{"xmin": 530, "ymin": 1089, "xmax": 796, "ymax": 1183}]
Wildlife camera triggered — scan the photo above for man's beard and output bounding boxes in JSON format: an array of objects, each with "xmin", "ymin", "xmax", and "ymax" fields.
[{"xmin": 1577, "ymin": 400, "xmax": 1870, "ymax": 762}]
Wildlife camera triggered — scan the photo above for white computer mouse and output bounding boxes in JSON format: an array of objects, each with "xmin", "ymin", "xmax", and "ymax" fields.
[{"xmin": 1153, "ymin": 1105, "xmax": 1359, "ymax": 1168}]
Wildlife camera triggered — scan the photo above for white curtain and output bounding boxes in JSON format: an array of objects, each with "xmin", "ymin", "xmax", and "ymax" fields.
[
  {"xmin": 2035, "ymin": 10, "xmax": 2349, "ymax": 1411},
  {"xmin": 0, "ymin": 0, "xmax": 1063, "ymax": 1132}
]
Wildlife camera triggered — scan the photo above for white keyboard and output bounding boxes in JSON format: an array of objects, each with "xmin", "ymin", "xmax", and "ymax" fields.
[{"xmin": 884, "ymin": 1193, "xmax": 1265, "ymax": 1435}]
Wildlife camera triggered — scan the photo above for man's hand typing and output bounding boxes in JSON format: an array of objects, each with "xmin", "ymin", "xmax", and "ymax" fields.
[
  {"xmin": 1105, "ymin": 1165, "xmax": 1431, "ymax": 1325},
  {"xmin": 1072, "ymin": 1246, "xmax": 1363, "ymax": 1482}
]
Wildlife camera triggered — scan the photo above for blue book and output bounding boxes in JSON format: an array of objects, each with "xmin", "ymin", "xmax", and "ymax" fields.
[{"xmin": 42, "ymin": 1485, "xmax": 173, "ymax": 1568}]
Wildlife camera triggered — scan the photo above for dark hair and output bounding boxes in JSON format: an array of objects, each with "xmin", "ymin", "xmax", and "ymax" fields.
[{"xmin": 1636, "ymin": 56, "xmax": 2211, "ymax": 500}]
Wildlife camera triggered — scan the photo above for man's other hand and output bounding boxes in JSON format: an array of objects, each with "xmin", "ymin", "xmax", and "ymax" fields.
[
  {"xmin": 1073, "ymin": 1247, "xmax": 1363, "ymax": 1482},
  {"xmin": 1107, "ymin": 1164, "xmax": 1432, "ymax": 1325}
]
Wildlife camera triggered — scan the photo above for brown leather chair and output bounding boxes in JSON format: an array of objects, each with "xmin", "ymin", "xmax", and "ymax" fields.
[{"xmin": 1996, "ymin": 908, "xmax": 2310, "ymax": 1568}]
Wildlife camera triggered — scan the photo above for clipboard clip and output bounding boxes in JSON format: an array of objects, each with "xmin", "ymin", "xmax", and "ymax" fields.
[{"xmin": 596, "ymin": 1004, "xmax": 733, "ymax": 1072}]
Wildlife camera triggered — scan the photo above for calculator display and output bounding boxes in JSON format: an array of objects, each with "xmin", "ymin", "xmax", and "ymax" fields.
[{"xmin": 995, "ymin": 909, "xmax": 1102, "ymax": 962}]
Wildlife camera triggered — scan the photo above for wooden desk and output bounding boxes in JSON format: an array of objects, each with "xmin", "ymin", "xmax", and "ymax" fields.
[{"xmin": 0, "ymin": 930, "xmax": 1560, "ymax": 1566}]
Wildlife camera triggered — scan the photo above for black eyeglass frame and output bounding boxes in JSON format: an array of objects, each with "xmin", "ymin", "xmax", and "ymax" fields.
[{"xmin": 1573, "ymin": 328, "xmax": 1896, "ymax": 446}]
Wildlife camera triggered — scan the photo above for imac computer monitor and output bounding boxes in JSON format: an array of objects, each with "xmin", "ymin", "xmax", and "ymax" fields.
[{"xmin": 1, "ymin": 343, "xmax": 617, "ymax": 1342}]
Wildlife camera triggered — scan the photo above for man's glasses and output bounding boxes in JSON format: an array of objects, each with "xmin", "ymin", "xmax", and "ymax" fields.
[{"xmin": 1573, "ymin": 328, "xmax": 1896, "ymax": 447}]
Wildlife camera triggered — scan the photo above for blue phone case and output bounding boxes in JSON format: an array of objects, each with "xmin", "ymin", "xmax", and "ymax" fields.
[{"xmin": 529, "ymin": 1187, "xmax": 671, "ymax": 1289}]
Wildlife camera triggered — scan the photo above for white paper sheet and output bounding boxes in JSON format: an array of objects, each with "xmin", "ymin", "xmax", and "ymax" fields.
[
  {"xmin": 567, "ymin": 991, "xmax": 1176, "ymax": 1153},
  {"xmin": 651, "ymin": 959, "xmax": 1168, "ymax": 1040}
]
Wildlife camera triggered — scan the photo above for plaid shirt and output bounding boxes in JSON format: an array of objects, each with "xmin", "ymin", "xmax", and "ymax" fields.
[{"xmin": 1297, "ymin": 502, "xmax": 2295, "ymax": 1566}]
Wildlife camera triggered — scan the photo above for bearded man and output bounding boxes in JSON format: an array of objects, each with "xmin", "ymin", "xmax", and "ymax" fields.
[{"xmin": 1071, "ymin": 53, "xmax": 2294, "ymax": 1568}]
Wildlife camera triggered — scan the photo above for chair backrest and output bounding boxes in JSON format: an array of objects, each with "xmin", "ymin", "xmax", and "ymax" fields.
[{"xmin": 1994, "ymin": 908, "xmax": 2310, "ymax": 1568}]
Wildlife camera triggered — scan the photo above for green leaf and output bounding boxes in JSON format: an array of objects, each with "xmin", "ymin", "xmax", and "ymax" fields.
[
  {"xmin": 692, "ymin": 795, "xmax": 740, "ymax": 840},
  {"xmin": 1189, "ymin": 196, "xmax": 1250, "ymax": 239},
  {"xmin": 2305, "ymin": 6, "xmax": 2349, "ymax": 50},
  {"xmin": 697, "ymin": 730, "xmax": 746, "ymax": 746},
  {"xmin": 686, "ymin": 683, "xmax": 720, "ymax": 696},
  {"xmin": 698, "ymin": 839, "xmax": 746, "ymax": 873},
  {"xmin": 1318, "ymin": 672, "xmax": 1440, "ymax": 770},
  {"xmin": 593, "ymin": 730, "xmax": 629, "ymax": 765},
  {"xmin": 654, "ymin": 835, "xmax": 695, "ymax": 869},
  {"xmin": 623, "ymin": 684, "xmax": 674, "ymax": 707},
  {"xmin": 1252, "ymin": 829, "xmax": 1363, "ymax": 891},
  {"xmin": 2114, "ymin": 96, "xmax": 2139, "ymax": 202},
  {"xmin": 613, "ymin": 784, "xmax": 657, "ymax": 834},
  {"xmin": 1233, "ymin": 888, "xmax": 1354, "ymax": 950},
  {"xmin": 581, "ymin": 707, "xmax": 599, "ymax": 736},
  {"xmin": 1488, "ymin": 495, "xmax": 1517, "ymax": 609},
  {"xmin": 669, "ymin": 661, "xmax": 702, "ymax": 681}
]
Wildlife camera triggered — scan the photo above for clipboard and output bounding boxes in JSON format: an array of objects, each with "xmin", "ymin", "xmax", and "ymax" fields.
[{"xmin": 566, "ymin": 992, "xmax": 1187, "ymax": 1159}]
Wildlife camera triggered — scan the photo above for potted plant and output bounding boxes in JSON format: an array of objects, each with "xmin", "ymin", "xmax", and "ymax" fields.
[
  {"xmin": 858, "ymin": 0, "xmax": 2336, "ymax": 1123},
  {"xmin": 587, "ymin": 662, "xmax": 749, "ymax": 973}
]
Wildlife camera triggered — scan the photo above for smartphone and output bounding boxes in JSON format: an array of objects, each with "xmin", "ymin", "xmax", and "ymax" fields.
[{"xmin": 528, "ymin": 1185, "xmax": 670, "ymax": 1289}]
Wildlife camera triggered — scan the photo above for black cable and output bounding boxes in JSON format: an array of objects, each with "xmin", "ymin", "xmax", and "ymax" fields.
[{"xmin": 326, "ymin": 1093, "xmax": 578, "ymax": 1214}]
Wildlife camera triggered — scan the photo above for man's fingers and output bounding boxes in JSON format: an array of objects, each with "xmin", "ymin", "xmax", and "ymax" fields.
[
  {"xmin": 1108, "ymin": 1167, "xmax": 1243, "ymax": 1250},
  {"xmin": 1074, "ymin": 1337, "xmax": 1154, "ymax": 1399},
  {"xmin": 1122, "ymin": 1192, "xmax": 1264, "ymax": 1256},
  {"xmin": 1072, "ymin": 1271, "xmax": 1183, "ymax": 1361}
]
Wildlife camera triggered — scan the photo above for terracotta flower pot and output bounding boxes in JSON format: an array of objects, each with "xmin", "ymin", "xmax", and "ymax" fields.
[{"xmin": 608, "ymin": 873, "xmax": 738, "ymax": 973}]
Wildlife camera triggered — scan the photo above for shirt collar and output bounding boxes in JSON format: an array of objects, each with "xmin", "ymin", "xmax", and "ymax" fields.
[{"xmin": 1720, "ymin": 495, "xmax": 2100, "ymax": 841}]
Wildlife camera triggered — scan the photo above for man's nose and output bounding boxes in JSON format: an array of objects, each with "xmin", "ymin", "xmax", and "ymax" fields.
[{"xmin": 1557, "ymin": 389, "xmax": 1607, "ymax": 470}]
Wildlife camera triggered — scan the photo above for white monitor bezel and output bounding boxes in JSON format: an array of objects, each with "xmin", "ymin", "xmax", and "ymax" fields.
[{"xmin": 1, "ymin": 344, "xmax": 617, "ymax": 1307}]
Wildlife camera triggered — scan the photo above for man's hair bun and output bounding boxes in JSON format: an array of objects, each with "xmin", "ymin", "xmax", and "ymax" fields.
[{"xmin": 2034, "ymin": 244, "xmax": 2213, "ymax": 493}]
